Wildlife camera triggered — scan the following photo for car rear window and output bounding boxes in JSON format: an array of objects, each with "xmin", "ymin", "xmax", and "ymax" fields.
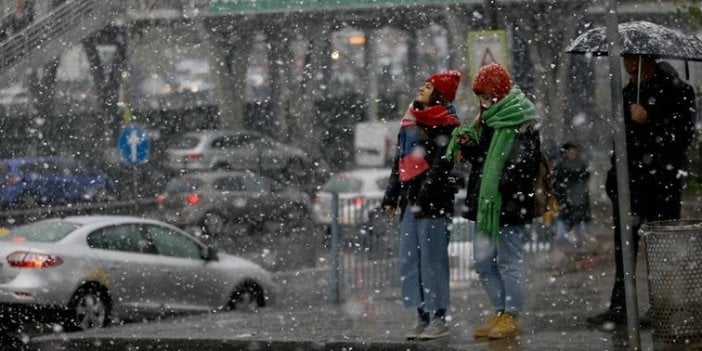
[
  {"xmin": 0, "ymin": 220, "xmax": 80, "ymax": 243},
  {"xmin": 171, "ymin": 136, "xmax": 200, "ymax": 149},
  {"xmin": 165, "ymin": 177, "xmax": 204, "ymax": 193}
]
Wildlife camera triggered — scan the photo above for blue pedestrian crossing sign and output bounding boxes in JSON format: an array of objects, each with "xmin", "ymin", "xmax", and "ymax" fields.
[{"xmin": 118, "ymin": 124, "xmax": 151, "ymax": 166}]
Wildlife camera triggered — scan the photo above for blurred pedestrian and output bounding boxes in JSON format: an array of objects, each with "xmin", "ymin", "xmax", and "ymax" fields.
[
  {"xmin": 586, "ymin": 55, "xmax": 696, "ymax": 327},
  {"xmin": 445, "ymin": 63, "xmax": 541, "ymax": 339},
  {"xmin": 382, "ymin": 70, "xmax": 461, "ymax": 341},
  {"xmin": 552, "ymin": 141, "xmax": 591, "ymax": 248}
]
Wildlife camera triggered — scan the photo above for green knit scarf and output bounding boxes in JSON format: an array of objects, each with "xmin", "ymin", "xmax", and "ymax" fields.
[{"xmin": 445, "ymin": 87, "xmax": 536, "ymax": 241}]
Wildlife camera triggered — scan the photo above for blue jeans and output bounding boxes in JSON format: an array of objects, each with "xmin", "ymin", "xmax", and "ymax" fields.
[
  {"xmin": 399, "ymin": 209, "xmax": 451, "ymax": 311},
  {"xmin": 473, "ymin": 224, "xmax": 526, "ymax": 313}
]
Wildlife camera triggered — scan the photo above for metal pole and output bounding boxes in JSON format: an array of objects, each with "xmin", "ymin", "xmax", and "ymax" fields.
[
  {"xmin": 604, "ymin": 1, "xmax": 641, "ymax": 349},
  {"xmin": 483, "ymin": 0, "xmax": 498, "ymax": 29},
  {"xmin": 132, "ymin": 166, "xmax": 139, "ymax": 214},
  {"xmin": 330, "ymin": 191, "xmax": 341, "ymax": 304}
]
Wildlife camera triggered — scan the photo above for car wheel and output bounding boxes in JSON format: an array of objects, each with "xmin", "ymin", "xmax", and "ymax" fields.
[
  {"xmin": 65, "ymin": 285, "xmax": 111, "ymax": 331},
  {"xmin": 228, "ymin": 282, "xmax": 265, "ymax": 312},
  {"xmin": 86, "ymin": 186, "xmax": 112, "ymax": 203}
]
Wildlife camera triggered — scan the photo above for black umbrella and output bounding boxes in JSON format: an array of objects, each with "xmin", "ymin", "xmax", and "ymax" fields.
[
  {"xmin": 567, "ymin": 20, "xmax": 702, "ymax": 103},
  {"xmin": 566, "ymin": 20, "xmax": 702, "ymax": 61}
]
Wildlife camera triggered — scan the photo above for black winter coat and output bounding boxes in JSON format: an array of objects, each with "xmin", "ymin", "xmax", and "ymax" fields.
[
  {"xmin": 382, "ymin": 123, "xmax": 458, "ymax": 218},
  {"xmin": 460, "ymin": 124, "xmax": 541, "ymax": 225},
  {"xmin": 606, "ymin": 62, "xmax": 696, "ymax": 218}
]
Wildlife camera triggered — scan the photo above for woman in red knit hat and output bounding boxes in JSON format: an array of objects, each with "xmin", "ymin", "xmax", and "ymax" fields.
[
  {"xmin": 446, "ymin": 63, "xmax": 542, "ymax": 339},
  {"xmin": 382, "ymin": 70, "xmax": 461, "ymax": 340}
]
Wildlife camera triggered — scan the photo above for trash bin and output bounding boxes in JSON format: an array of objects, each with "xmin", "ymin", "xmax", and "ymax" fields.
[{"xmin": 642, "ymin": 220, "xmax": 702, "ymax": 346}]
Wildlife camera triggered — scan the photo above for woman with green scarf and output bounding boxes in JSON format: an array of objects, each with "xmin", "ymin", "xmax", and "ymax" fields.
[{"xmin": 446, "ymin": 63, "xmax": 541, "ymax": 340}]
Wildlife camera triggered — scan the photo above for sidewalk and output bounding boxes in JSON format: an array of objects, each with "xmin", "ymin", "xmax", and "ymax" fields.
[{"xmin": 29, "ymin": 228, "xmax": 665, "ymax": 351}]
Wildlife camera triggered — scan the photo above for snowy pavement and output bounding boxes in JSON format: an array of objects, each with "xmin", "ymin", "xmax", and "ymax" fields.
[{"xmin": 30, "ymin": 229, "xmax": 676, "ymax": 351}]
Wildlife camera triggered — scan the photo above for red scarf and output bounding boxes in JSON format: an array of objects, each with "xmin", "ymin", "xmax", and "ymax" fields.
[
  {"xmin": 398, "ymin": 104, "xmax": 459, "ymax": 181},
  {"xmin": 401, "ymin": 104, "xmax": 460, "ymax": 127}
]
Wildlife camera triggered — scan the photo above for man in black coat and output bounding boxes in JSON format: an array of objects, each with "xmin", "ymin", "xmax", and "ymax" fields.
[{"xmin": 587, "ymin": 55, "xmax": 696, "ymax": 326}]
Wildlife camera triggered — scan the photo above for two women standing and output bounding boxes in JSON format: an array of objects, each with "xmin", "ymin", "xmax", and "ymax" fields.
[{"xmin": 383, "ymin": 63, "xmax": 541, "ymax": 341}]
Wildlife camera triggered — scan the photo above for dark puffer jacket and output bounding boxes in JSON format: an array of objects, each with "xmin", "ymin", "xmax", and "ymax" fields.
[
  {"xmin": 460, "ymin": 124, "xmax": 541, "ymax": 225},
  {"xmin": 382, "ymin": 123, "xmax": 458, "ymax": 218}
]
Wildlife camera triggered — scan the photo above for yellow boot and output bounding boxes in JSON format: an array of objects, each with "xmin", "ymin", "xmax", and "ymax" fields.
[
  {"xmin": 473, "ymin": 313, "xmax": 502, "ymax": 339},
  {"xmin": 487, "ymin": 313, "xmax": 521, "ymax": 339}
]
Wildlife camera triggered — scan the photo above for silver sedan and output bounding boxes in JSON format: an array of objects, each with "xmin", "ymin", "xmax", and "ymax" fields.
[{"xmin": 0, "ymin": 216, "xmax": 275, "ymax": 331}]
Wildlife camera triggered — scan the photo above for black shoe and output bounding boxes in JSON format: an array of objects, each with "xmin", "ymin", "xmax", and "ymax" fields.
[{"xmin": 586, "ymin": 310, "xmax": 627, "ymax": 326}]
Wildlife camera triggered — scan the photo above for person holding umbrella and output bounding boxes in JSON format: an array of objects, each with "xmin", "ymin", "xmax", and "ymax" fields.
[{"xmin": 586, "ymin": 54, "xmax": 696, "ymax": 327}]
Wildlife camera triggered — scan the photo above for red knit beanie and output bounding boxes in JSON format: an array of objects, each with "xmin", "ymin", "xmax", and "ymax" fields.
[
  {"xmin": 472, "ymin": 63, "xmax": 511, "ymax": 101},
  {"xmin": 426, "ymin": 70, "xmax": 461, "ymax": 103}
]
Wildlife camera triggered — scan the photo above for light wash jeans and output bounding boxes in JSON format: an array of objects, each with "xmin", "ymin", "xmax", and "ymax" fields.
[
  {"xmin": 472, "ymin": 224, "xmax": 526, "ymax": 313},
  {"xmin": 399, "ymin": 208, "xmax": 451, "ymax": 311}
]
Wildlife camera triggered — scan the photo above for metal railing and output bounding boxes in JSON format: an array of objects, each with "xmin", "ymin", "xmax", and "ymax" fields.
[
  {"xmin": 0, "ymin": 0, "xmax": 124, "ymax": 76},
  {"xmin": 328, "ymin": 195, "xmax": 555, "ymax": 299}
]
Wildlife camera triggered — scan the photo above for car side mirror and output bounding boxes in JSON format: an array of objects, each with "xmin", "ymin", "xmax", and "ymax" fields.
[{"xmin": 205, "ymin": 246, "xmax": 219, "ymax": 261}]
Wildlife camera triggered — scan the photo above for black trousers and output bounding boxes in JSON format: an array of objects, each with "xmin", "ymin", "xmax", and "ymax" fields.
[{"xmin": 608, "ymin": 192, "xmax": 681, "ymax": 313}]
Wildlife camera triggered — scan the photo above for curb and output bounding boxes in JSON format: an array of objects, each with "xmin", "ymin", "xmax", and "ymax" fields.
[{"xmin": 30, "ymin": 336, "xmax": 468, "ymax": 351}]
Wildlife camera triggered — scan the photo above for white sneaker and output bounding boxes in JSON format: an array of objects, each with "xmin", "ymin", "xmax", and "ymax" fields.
[
  {"xmin": 405, "ymin": 319, "xmax": 427, "ymax": 340},
  {"xmin": 416, "ymin": 318, "xmax": 450, "ymax": 340}
]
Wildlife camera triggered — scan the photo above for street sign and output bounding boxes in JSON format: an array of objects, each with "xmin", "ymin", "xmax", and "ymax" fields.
[
  {"xmin": 118, "ymin": 125, "xmax": 151, "ymax": 166},
  {"xmin": 467, "ymin": 30, "xmax": 510, "ymax": 82}
]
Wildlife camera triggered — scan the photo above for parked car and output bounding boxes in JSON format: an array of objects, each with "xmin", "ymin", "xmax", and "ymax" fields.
[
  {"xmin": 152, "ymin": 171, "xmax": 312, "ymax": 238},
  {"xmin": 312, "ymin": 168, "xmax": 391, "ymax": 225},
  {"xmin": 165, "ymin": 129, "xmax": 307, "ymax": 173},
  {"xmin": 165, "ymin": 129, "xmax": 331, "ymax": 195},
  {"xmin": 0, "ymin": 157, "xmax": 116, "ymax": 209},
  {"xmin": 0, "ymin": 216, "xmax": 275, "ymax": 332}
]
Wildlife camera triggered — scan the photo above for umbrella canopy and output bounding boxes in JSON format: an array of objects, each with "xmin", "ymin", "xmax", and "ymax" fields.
[{"xmin": 566, "ymin": 20, "xmax": 702, "ymax": 61}]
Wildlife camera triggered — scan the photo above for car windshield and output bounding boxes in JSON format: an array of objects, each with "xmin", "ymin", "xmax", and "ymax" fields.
[
  {"xmin": 0, "ymin": 220, "xmax": 80, "ymax": 243},
  {"xmin": 165, "ymin": 177, "xmax": 204, "ymax": 193},
  {"xmin": 171, "ymin": 136, "xmax": 200, "ymax": 149},
  {"xmin": 321, "ymin": 175, "xmax": 362, "ymax": 193}
]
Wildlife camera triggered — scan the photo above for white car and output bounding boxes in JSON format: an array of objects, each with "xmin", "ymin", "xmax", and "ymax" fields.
[
  {"xmin": 0, "ymin": 216, "xmax": 275, "ymax": 331},
  {"xmin": 312, "ymin": 168, "xmax": 391, "ymax": 225}
]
